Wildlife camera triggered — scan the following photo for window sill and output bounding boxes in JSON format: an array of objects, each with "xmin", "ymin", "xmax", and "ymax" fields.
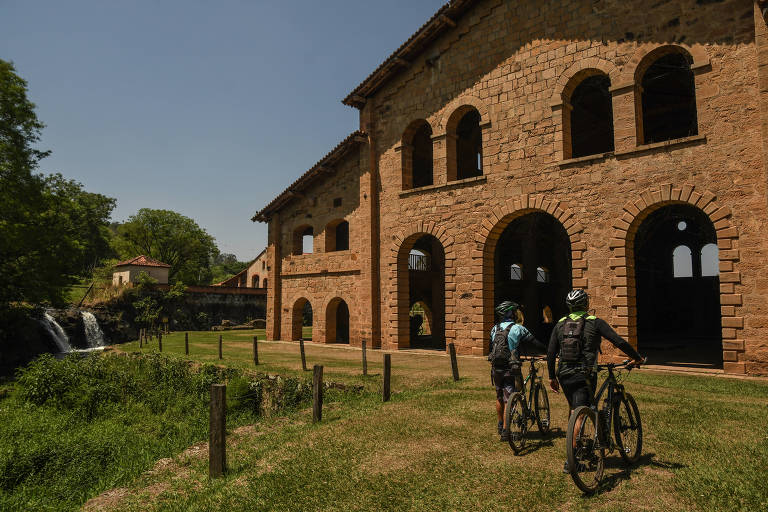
[
  {"xmin": 615, "ymin": 134, "xmax": 706, "ymax": 158},
  {"xmin": 399, "ymin": 175, "xmax": 487, "ymax": 198},
  {"xmin": 559, "ymin": 152, "xmax": 613, "ymax": 167}
]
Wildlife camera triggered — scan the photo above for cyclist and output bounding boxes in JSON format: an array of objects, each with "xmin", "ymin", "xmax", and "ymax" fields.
[
  {"xmin": 490, "ymin": 301, "xmax": 547, "ymax": 441},
  {"xmin": 546, "ymin": 289, "xmax": 645, "ymax": 471}
]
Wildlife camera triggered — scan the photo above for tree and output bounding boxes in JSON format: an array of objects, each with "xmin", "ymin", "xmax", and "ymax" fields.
[
  {"xmin": 0, "ymin": 59, "xmax": 116, "ymax": 307},
  {"xmin": 210, "ymin": 253, "xmax": 248, "ymax": 284},
  {"xmin": 114, "ymin": 209, "xmax": 218, "ymax": 285}
]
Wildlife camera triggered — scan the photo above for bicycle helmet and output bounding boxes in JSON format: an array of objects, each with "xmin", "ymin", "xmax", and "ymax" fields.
[
  {"xmin": 565, "ymin": 289, "xmax": 589, "ymax": 311},
  {"xmin": 495, "ymin": 300, "xmax": 520, "ymax": 318}
]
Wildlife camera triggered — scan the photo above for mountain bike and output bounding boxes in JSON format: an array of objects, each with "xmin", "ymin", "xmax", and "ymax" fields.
[
  {"xmin": 565, "ymin": 359, "xmax": 645, "ymax": 493},
  {"xmin": 504, "ymin": 356, "xmax": 551, "ymax": 454}
]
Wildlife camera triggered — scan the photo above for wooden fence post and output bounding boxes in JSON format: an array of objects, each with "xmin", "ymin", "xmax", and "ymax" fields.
[
  {"xmin": 253, "ymin": 336, "xmax": 259, "ymax": 365},
  {"xmin": 209, "ymin": 384, "xmax": 226, "ymax": 478},
  {"xmin": 312, "ymin": 365, "xmax": 323, "ymax": 423},
  {"xmin": 218, "ymin": 335, "xmax": 223, "ymax": 360},
  {"xmin": 362, "ymin": 340, "xmax": 368, "ymax": 376},
  {"xmin": 300, "ymin": 339, "xmax": 307, "ymax": 371},
  {"xmin": 139, "ymin": 328, "xmax": 143, "ymax": 349},
  {"xmin": 449, "ymin": 343, "xmax": 459, "ymax": 381},
  {"xmin": 383, "ymin": 353, "xmax": 391, "ymax": 402},
  {"xmin": 158, "ymin": 332, "xmax": 163, "ymax": 352},
  {"xmin": 185, "ymin": 332, "xmax": 189, "ymax": 355}
]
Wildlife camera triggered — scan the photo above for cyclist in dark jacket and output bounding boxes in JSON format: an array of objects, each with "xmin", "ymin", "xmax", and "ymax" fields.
[
  {"xmin": 491, "ymin": 301, "xmax": 547, "ymax": 441},
  {"xmin": 547, "ymin": 289, "xmax": 644, "ymax": 471}
]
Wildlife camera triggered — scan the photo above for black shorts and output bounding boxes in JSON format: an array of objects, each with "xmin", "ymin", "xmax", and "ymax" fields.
[
  {"xmin": 559, "ymin": 373, "xmax": 597, "ymax": 409},
  {"xmin": 493, "ymin": 368, "xmax": 522, "ymax": 403}
]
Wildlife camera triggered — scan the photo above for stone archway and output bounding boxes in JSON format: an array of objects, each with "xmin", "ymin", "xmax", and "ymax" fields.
[
  {"xmin": 326, "ymin": 297, "xmax": 350, "ymax": 344},
  {"xmin": 291, "ymin": 297, "xmax": 312, "ymax": 341},
  {"xmin": 476, "ymin": 194, "xmax": 585, "ymax": 353},
  {"xmin": 608, "ymin": 183, "xmax": 743, "ymax": 373}
]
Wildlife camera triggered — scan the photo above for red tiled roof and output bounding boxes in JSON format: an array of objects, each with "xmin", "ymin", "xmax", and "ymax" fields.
[
  {"xmin": 342, "ymin": 0, "xmax": 478, "ymax": 108},
  {"xmin": 252, "ymin": 131, "xmax": 367, "ymax": 222},
  {"xmin": 115, "ymin": 255, "xmax": 171, "ymax": 268}
]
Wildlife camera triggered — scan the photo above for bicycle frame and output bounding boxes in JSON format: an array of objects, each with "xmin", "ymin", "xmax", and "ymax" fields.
[
  {"xmin": 519, "ymin": 357, "xmax": 543, "ymax": 414},
  {"xmin": 592, "ymin": 364, "xmax": 630, "ymax": 449}
]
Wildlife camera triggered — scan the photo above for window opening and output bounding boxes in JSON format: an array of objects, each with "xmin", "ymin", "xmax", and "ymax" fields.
[
  {"xmin": 412, "ymin": 123, "xmax": 433, "ymax": 188},
  {"xmin": 536, "ymin": 267, "xmax": 550, "ymax": 283},
  {"xmin": 569, "ymin": 74, "xmax": 614, "ymax": 158},
  {"xmin": 672, "ymin": 245, "xmax": 693, "ymax": 278},
  {"xmin": 701, "ymin": 243, "xmax": 719, "ymax": 277},
  {"xmin": 455, "ymin": 110, "xmax": 482, "ymax": 180},
  {"xmin": 333, "ymin": 197, "xmax": 342, "ymax": 207},
  {"xmin": 510, "ymin": 263, "xmax": 523, "ymax": 280},
  {"xmin": 641, "ymin": 52, "xmax": 698, "ymax": 144},
  {"xmin": 409, "ymin": 249, "xmax": 431, "ymax": 271},
  {"xmin": 302, "ymin": 226, "xmax": 313, "ymax": 254},
  {"xmin": 677, "ymin": 221, "xmax": 687, "ymax": 231},
  {"xmin": 335, "ymin": 221, "xmax": 349, "ymax": 251}
]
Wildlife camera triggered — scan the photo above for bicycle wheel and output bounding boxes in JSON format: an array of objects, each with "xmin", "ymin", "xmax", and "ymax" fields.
[
  {"xmin": 614, "ymin": 391, "xmax": 643, "ymax": 464},
  {"xmin": 534, "ymin": 383, "xmax": 551, "ymax": 435},
  {"xmin": 505, "ymin": 392, "xmax": 527, "ymax": 454},
  {"xmin": 566, "ymin": 406, "xmax": 605, "ymax": 494}
]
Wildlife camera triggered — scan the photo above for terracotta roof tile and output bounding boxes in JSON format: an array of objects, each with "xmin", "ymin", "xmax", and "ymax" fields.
[{"xmin": 115, "ymin": 255, "xmax": 171, "ymax": 268}]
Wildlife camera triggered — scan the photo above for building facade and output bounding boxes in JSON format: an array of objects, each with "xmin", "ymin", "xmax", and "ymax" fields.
[
  {"xmin": 255, "ymin": 0, "xmax": 768, "ymax": 375},
  {"xmin": 214, "ymin": 249, "xmax": 269, "ymax": 289},
  {"xmin": 112, "ymin": 255, "xmax": 170, "ymax": 285}
]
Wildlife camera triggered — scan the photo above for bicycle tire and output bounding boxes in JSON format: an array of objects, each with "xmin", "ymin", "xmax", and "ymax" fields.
[
  {"xmin": 566, "ymin": 406, "xmax": 605, "ymax": 494},
  {"xmin": 534, "ymin": 383, "xmax": 551, "ymax": 435},
  {"xmin": 505, "ymin": 392, "xmax": 527, "ymax": 454},
  {"xmin": 613, "ymin": 391, "xmax": 643, "ymax": 464}
]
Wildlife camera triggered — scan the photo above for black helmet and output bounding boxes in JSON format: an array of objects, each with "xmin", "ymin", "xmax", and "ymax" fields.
[
  {"xmin": 565, "ymin": 289, "xmax": 589, "ymax": 311},
  {"xmin": 495, "ymin": 301, "xmax": 520, "ymax": 318}
]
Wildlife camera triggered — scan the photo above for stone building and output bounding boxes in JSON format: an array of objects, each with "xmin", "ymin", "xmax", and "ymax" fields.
[
  {"xmin": 254, "ymin": 0, "xmax": 768, "ymax": 375},
  {"xmin": 214, "ymin": 249, "xmax": 269, "ymax": 289},
  {"xmin": 112, "ymin": 255, "xmax": 170, "ymax": 285}
]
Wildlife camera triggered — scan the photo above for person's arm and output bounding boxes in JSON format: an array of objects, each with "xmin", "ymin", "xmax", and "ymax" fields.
[
  {"xmin": 547, "ymin": 323, "xmax": 560, "ymax": 382},
  {"xmin": 518, "ymin": 328, "xmax": 546, "ymax": 354},
  {"xmin": 595, "ymin": 318, "xmax": 643, "ymax": 361}
]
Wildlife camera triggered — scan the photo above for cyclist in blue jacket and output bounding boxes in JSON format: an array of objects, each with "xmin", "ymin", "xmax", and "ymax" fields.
[{"xmin": 490, "ymin": 301, "xmax": 547, "ymax": 441}]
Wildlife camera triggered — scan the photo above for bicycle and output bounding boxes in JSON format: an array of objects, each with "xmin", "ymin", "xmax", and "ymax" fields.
[
  {"xmin": 504, "ymin": 356, "xmax": 551, "ymax": 454},
  {"xmin": 565, "ymin": 359, "xmax": 645, "ymax": 493}
]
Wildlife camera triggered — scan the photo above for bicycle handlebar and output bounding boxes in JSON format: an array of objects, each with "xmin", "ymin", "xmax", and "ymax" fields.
[{"xmin": 596, "ymin": 356, "xmax": 647, "ymax": 371}]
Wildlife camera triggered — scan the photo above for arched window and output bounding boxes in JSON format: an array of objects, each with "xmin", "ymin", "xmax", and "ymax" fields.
[
  {"xmin": 455, "ymin": 109, "xmax": 483, "ymax": 180},
  {"xmin": 326, "ymin": 220, "xmax": 349, "ymax": 252},
  {"xmin": 568, "ymin": 74, "xmax": 614, "ymax": 158},
  {"xmin": 536, "ymin": 266, "xmax": 550, "ymax": 283},
  {"xmin": 701, "ymin": 243, "xmax": 719, "ymax": 277},
  {"xmin": 672, "ymin": 245, "xmax": 693, "ymax": 278},
  {"xmin": 293, "ymin": 225, "xmax": 313, "ymax": 255},
  {"xmin": 409, "ymin": 249, "xmax": 430, "ymax": 271},
  {"xmin": 262, "ymin": 278, "xmax": 267, "ymax": 289},
  {"xmin": 510, "ymin": 263, "xmax": 523, "ymax": 280},
  {"xmin": 401, "ymin": 120, "xmax": 433, "ymax": 190},
  {"xmin": 252, "ymin": 276, "xmax": 259, "ymax": 288},
  {"xmin": 640, "ymin": 50, "xmax": 698, "ymax": 144}
]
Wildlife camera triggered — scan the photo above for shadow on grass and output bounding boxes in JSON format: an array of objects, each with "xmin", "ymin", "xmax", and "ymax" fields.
[
  {"xmin": 594, "ymin": 453, "xmax": 687, "ymax": 494},
  {"xmin": 511, "ymin": 427, "xmax": 566, "ymax": 456}
]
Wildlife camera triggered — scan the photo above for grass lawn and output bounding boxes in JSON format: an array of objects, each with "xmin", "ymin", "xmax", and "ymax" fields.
[{"xmin": 91, "ymin": 331, "xmax": 768, "ymax": 511}]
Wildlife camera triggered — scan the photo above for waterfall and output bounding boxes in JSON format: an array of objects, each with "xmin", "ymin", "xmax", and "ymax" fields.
[
  {"xmin": 81, "ymin": 311, "xmax": 106, "ymax": 348},
  {"xmin": 41, "ymin": 313, "xmax": 73, "ymax": 353}
]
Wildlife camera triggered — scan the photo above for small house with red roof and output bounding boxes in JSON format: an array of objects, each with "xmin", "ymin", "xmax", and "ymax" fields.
[{"xmin": 112, "ymin": 255, "xmax": 171, "ymax": 286}]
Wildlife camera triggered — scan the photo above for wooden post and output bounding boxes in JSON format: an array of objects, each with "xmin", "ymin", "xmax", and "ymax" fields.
[
  {"xmin": 218, "ymin": 334, "xmax": 223, "ymax": 360},
  {"xmin": 312, "ymin": 365, "xmax": 323, "ymax": 423},
  {"xmin": 253, "ymin": 336, "xmax": 259, "ymax": 365},
  {"xmin": 362, "ymin": 340, "xmax": 368, "ymax": 376},
  {"xmin": 209, "ymin": 384, "xmax": 226, "ymax": 478},
  {"xmin": 158, "ymin": 332, "xmax": 163, "ymax": 352},
  {"xmin": 449, "ymin": 343, "xmax": 459, "ymax": 381},
  {"xmin": 300, "ymin": 339, "xmax": 307, "ymax": 371},
  {"xmin": 383, "ymin": 353, "xmax": 391, "ymax": 402},
  {"xmin": 185, "ymin": 332, "xmax": 189, "ymax": 355},
  {"xmin": 139, "ymin": 328, "xmax": 143, "ymax": 349}
]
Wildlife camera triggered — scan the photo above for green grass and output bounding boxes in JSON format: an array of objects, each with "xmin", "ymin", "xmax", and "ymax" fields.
[
  {"xmin": 88, "ymin": 333, "xmax": 768, "ymax": 511},
  {"xmin": 6, "ymin": 332, "xmax": 768, "ymax": 511}
]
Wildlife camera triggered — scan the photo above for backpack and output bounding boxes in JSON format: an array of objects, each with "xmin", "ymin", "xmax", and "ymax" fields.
[
  {"xmin": 559, "ymin": 316, "xmax": 586, "ymax": 363},
  {"xmin": 488, "ymin": 323, "xmax": 515, "ymax": 368}
]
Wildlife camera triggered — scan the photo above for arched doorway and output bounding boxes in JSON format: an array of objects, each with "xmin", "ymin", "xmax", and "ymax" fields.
[
  {"xmin": 292, "ymin": 298, "xmax": 312, "ymax": 341},
  {"xmin": 398, "ymin": 234, "xmax": 445, "ymax": 349},
  {"xmin": 633, "ymin": 204, "xmax": 721, "ymax": 367},
  {"xmin": 493, "ymin": 212, "xmax": 572, "ymax": 342},
  {"xmin": 326, "ymin": 298, "xmax": 350, "ymax": 344}
]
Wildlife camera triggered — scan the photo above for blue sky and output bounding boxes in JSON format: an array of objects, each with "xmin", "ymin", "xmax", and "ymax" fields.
[{"xmin": 1, "ymin": 0, "xmax": 445, "ymax": 261}]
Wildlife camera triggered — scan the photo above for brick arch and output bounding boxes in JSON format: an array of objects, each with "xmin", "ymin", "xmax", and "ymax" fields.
[
  {"xmin": 435, "ymin": 94, "xmax": 491, "ymax": 135},
  {"xmin": 474, "ymin": 194, "xmax": 586, "ymax": 346},
  {"xmin": 290, "ymin": 296, "xmax": 313, "ymax": 341},
  {"xmin": 325, "ymin": 296, "xmax": 352, "ymax": 344},
  {"xmin": 551, "ymin": 58, "xmax": 618, "ymax": 106},
  {"xmin": 385, "ymin": 222, "xmax": 456, "ymax": 350},
  {"xmin": 607, "ymin": 183, "xmax": 742, "ymax": 372},
  {"xmin": 618, "ymin": 43, "xmax": 710, "ymax": 84}
]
